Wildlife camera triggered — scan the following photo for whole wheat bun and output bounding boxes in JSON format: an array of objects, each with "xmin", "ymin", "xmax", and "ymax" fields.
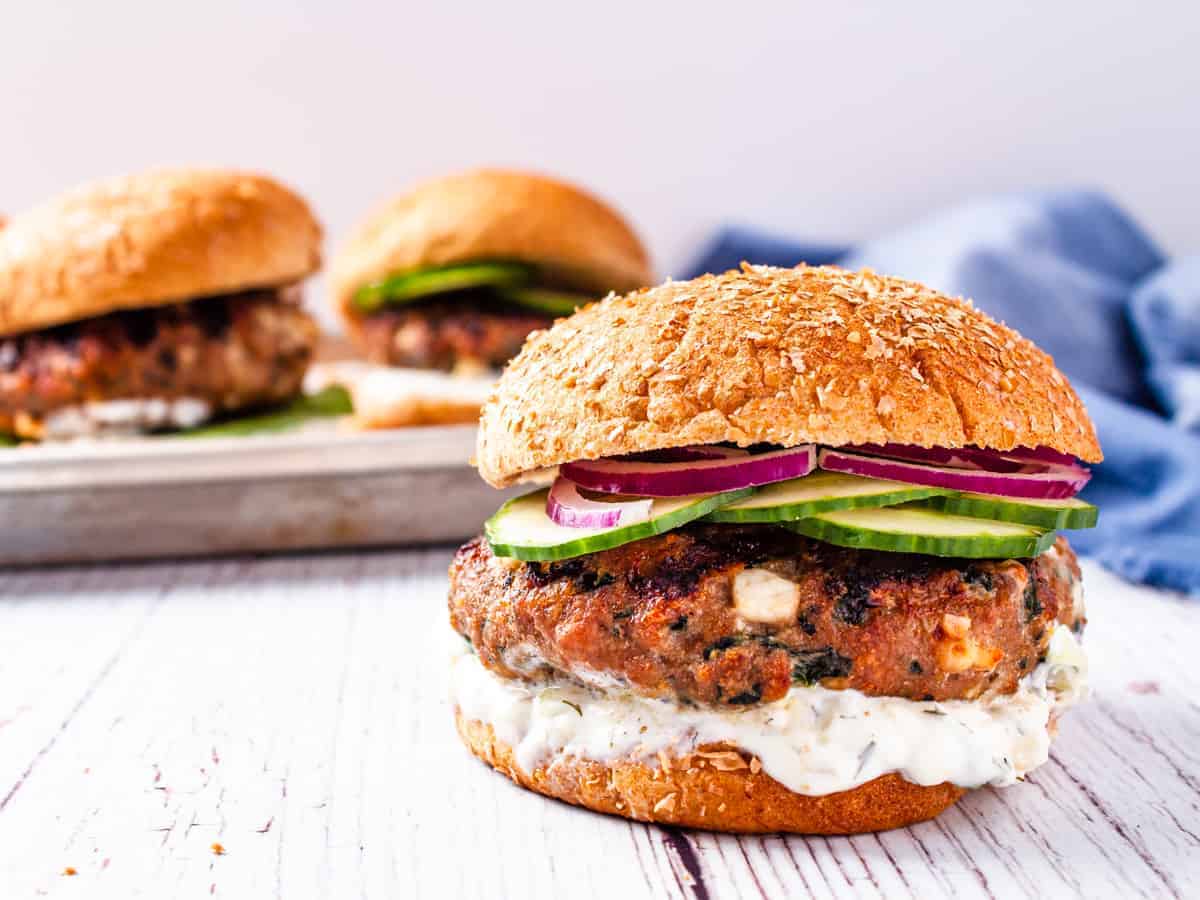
[
  {"xmin": 476, "ymin": 263, "xmax": 1102, "ymax": 486},
  {"xmin": 0, "ymin": 168, "xmax": 322, "ymax": 336},
  {"xmin": 456, "ymin": 712, "xmax": 964, "ymax": 834},
  {"xmin": 330, "ymin": 169, "xmax": 654, "ymax": 326}
]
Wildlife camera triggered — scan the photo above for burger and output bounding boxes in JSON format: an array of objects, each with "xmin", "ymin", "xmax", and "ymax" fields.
[
  {"xmin": 0, "ymin": 168, "xmax": 322, "ymax": 441},
  {"xmin": 448, "ymin": 263, "xmax": 1099, "ymax": 834},
  {"xmin": 330, "ymin": 169, "xmax": 653, "ymax": 374}
]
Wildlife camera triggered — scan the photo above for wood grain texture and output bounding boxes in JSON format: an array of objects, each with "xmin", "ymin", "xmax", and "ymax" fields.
[{"xmin": 0, "ymin": 552, "xmax": 1196, "ymax": 899}]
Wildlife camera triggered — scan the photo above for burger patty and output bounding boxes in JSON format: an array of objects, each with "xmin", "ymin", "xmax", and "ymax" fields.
[
  {"xmin": 357, "ymin": 295, "xmax": 551, "ymax": 370},
  {"xmin": 449, "ymin": 525, "xmax": 1085, "ymax": 707},
  {"xmin": 0, "ymin": 287, "xmax": 317, "ymax": 438}
]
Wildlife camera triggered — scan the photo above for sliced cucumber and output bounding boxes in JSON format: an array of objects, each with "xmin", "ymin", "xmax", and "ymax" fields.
[
  {"xmin": 919, "ymin": 492, "xmax": 1098, "ymax": 530},
  {"xmin": 352, "ymin": 261, "xmax": 534, "ymax": 313},
  {"xmin": 704, "ymin": 471, "xmax": 950, "ymax": 523},
  {"xmin": 496, "ymin": 286, "xmax": 589, "ymax": 317},
  {"xmin": 785, "ymin": 504, "xmax": 1056, "ymax": 559},
  {"xmin": 486, "ymin": 487, "xmax": 752, "ymax": 561}
]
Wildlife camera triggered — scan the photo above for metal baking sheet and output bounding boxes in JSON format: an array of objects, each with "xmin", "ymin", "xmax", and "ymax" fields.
[{"xmin": 0, "ymin": 425, "xmax": 518, "ymax": 565}]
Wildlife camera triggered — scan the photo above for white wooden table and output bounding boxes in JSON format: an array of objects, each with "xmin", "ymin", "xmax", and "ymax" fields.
[{"xmin": 1, "ymin": 549, "xmax": 1197, "ymax": 899}]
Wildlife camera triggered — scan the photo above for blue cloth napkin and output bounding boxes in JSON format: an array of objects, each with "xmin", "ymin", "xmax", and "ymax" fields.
[{"xmin": 686, "ymin": 192, "xmax": 1200, "ymax": 596}]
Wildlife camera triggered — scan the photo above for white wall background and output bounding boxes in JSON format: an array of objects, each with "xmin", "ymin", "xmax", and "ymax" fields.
[{"xmin": 3, "ymin": 2, "xmax": 1196, "ymax": 291}]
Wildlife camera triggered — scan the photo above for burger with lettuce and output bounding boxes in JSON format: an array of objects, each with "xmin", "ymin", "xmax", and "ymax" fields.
[{"xmin": 0, "ymin": 168, "xmax": 343, "ymax": 442}]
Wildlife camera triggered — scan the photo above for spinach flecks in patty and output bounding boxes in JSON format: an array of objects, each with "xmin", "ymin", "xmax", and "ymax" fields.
[
  {"xmin": 1023, "ymin": 563, "xmax": 1043, "ymax": 623},
  {"xmin": 726, "ymin": 685, "xmax": 764, "ymax": 705},
  {"xmin": 834, "ymin": 581, "xmax": 875, "ymax": 626},
  {"xmin": 791, "ymin": 648, "xmax": 853, "ymax": 685}
]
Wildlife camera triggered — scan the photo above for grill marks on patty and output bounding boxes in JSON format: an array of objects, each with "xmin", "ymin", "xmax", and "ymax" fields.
[
  {"xmin": 449, "ymin": 526, "xmax": 1085, "ymax": 708},
  {"xmin": 0, "ymin": 287, "xmax": 317, "ymax": 437},
  {"xmin": 357, "ymin": 293, "xmax": 552, "ymax": 370}
]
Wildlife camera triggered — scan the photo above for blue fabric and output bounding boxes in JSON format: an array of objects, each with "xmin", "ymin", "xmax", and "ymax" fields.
[{"xmin": 685, "ymin": 192, "xmax": 1200, "ymax": 595}]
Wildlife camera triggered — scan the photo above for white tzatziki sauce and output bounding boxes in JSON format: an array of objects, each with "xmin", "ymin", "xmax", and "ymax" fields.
[
  {"xmin": 450, "ymin": 624, "xmax": 1088, "ymax": 797},
  {"xmin": 41, "ymin": 397, "xmax": 212, "ymax": 440}
]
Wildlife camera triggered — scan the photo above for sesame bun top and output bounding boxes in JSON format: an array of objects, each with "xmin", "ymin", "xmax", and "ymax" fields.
[
  {"xmin": 0, "ymin": 168, "xmax": 322, "ymax": 336},
  {"xmin": 330, "ymin": 168, "xmax": 654, "ymax": 318},
  {"xmin": 476, "ymin": 264, "xmax": 1102, "ymax": 487}
]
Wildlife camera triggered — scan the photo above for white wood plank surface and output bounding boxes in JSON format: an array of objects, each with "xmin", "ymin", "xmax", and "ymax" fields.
[{"xmin": 0, "ymin": 550, "xmax": 1197, "ymax": 899}]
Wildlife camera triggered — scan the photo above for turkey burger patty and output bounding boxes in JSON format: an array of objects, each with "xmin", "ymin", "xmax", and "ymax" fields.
[
  {"xmin": 450, "ymin": 526, "xmax": 1084, "ymax": 707},
  {"xmin": 356, "ymin": 294, "xmax": 551, "ymax": 371},
  {"xmin": 0, "ymin": 287, "xmax": 317, "ymax": 438}
]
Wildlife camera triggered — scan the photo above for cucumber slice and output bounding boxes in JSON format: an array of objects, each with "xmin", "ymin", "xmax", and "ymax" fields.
[
  {"xmin": 785, "ymin": 505, "xmax": 1055, "ymax": 559},
  {"xmin": 352, "ymin": 262, "xmax": 534, "ymax": 313},
  {"xmin": 919, "ymin": 492, "xmax": 1098, "ymax": 530},
  {"xmin": 704, "ymin": 471, "xmax": 950, "ymax": 523},
  {"xmin": 486, "ymin": 486, "xmax": 752, "ymax": 561},
  {"xmin": 496, "ymin": 286, "xmax": 589, "ymax": 317}
]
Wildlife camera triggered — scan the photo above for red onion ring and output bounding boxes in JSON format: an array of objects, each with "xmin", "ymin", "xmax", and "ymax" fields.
[
  {"xmin": 819, "ymin": 449, "xmax": 1090, "ymax": 499},
  {"xmin": 561, "ymin": 445, "xmax": 816, "ymax": 497},
  {"xmin": 997, "ymin": 445, "xmax": 1080, "ymax": 466},
  {"xmin": 546, "ymin": 478, "xmax": 653, "ymax": 528},
  {"xmin": 849, "ymin": 442, "xmax": 1084, "ymax": 471},
  {"xmin": 848, "ymin": 443, "xmax": 1031, "ymax": 473}
]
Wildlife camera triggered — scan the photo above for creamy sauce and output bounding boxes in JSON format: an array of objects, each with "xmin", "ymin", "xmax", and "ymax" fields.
[
  {"xmin": 450, "ymin": 624, "xmax": 1088, "ymax": 797},
  {"xmin": 41, "ymin": 397, "xmax": 212, "ymax": 440}
]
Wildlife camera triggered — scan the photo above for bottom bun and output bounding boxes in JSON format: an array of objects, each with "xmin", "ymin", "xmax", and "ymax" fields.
[{"xmin": 454, "ymin": 711, "xmax": 966, "ymax": 834}]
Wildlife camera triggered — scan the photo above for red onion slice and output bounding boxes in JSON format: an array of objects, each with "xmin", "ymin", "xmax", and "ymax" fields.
[
  {"xmin": 819, "ymin": 449, "xmax": 1090, "ymax": 500},
  {"xmin": 546, "ymin": 478, "xmax": 653, "ymax": 528},
  {"xmin": 848, "ymin": 443, "xmax": 1076, "ymax": 473},
  {"xmin": 997, "ymin": 445, "xmax": 1080, "ymax": 466},
  {"xmin": 847, "ymin": 443, "xmax": 1016, "ymax": 472},
  {"xmin": 561, "ymin": 445, "xmax": 816, "ymax": 497}
]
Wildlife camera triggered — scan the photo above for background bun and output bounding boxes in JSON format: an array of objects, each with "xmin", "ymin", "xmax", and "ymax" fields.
[
  {"xmin": 331, "ymin": 168, "xmax": 654, "ymax": 318},
  {"xmin": 477, "ymin": 264, "xmax": 1102, "ymax": 486},
  {"xmin": 456, "ymin": 712, "xmax": 965, "ymax": 834},
  {"xmin": 0, "ymin": 168, "xmax": 322, "ymax": 336}
]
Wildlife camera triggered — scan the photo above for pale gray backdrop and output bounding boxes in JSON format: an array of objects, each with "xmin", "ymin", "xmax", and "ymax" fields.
[{"xmin": 2, "ymin": 1, "xmax": 1195, "ymax": 327}]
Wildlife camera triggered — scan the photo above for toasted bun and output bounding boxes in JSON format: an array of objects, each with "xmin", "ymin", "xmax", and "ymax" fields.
[
  {"xmin": 456, "ymin": 712, "xmax": 964, "ymax": 834},
  {"xmin": 476, "ymin": 264, "xmax": 1102, "ymax": 485},
  {"xmin": 331, "ymin": 169, "xmax": 654, "ymax": 325},
  {"xmin": 0, "ymin": 168, "xmax": 322, "ymax": 336}
]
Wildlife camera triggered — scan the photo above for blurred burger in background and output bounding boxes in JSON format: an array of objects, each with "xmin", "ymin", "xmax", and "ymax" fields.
[
  {"xmin": 332, "ymin": 169, "xmax": 653, "ymax": 373},
  {"xmin": 323, "ymin": 170, "xmax": 653, "ymax": 428},
  {"xmin": 0, "ymin": 169, "xmax": 323, "ymax": 441}
]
